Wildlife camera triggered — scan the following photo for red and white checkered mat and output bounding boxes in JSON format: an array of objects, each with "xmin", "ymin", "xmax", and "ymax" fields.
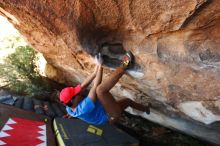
[{"xmin": 0, "ymin": 117, "xmax": 46, "ymax": 146}]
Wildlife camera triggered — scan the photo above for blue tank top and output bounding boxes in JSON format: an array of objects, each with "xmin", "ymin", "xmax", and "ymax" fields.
[{"xmin": 66, "ymin": 97, "xmax": 109, "ymax": 125}]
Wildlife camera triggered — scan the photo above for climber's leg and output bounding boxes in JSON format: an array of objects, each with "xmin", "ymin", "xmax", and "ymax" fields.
[
  {"xmin": 96, "ymin": 51, "xmax": 133, "ymax": 92},
  {"xmin": 96, "ymin": 51, "xmax": 134, "ymax": 123},
  {"xmin": 97, "ymin": 66, "xmax": 125, "ymax": 92},
  {"xmin": 96, "ymin": 67, "xmax": 126, "ymax": 122},
  {"xmin": 117, "ymin": 98, "xmax": 151, "ymax": 114}
]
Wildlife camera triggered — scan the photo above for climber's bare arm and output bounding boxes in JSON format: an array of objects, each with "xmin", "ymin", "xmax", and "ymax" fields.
[
  {"xmin": 70, "ymin": 65, "xmax": 98, "ymax": 109},
  {"xmin": 88, "ymin": 64, "xmax": 103, "ymax": 102},
  {"xmin": 80, "ymin": 65, "xmax": 98, "ymax": 92}
]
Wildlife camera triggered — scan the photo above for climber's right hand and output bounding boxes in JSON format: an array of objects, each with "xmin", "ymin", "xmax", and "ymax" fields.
[{"xmin": 95, "ymin": 53, "xmax": 103, "ymax": 65}]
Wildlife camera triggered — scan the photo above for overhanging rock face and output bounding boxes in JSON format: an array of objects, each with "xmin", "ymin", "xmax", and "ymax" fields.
[{"xmin": 0, "ymin": 0, "xmax": 220, "ymax": 144}]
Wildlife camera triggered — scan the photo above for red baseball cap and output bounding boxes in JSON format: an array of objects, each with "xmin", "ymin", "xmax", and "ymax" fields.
[{"xmin": 59, "ymin": 84, "xmax": 81, "ymax": 104}]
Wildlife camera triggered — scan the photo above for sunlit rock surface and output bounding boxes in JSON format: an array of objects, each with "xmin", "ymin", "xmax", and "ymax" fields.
[{"xmin": 0, "ymin": 0, "xmax": 220, "ymax": 144}]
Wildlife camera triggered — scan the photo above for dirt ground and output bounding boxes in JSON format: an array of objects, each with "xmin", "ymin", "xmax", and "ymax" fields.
[{"xmin": 116, "ymin": 112, "xmax": 214, "ymax": 146}]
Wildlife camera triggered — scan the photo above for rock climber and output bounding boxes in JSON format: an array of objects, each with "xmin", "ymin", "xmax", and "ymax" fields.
[{"xmin": 59, "ymin": 51, "xmax": 151, "ymax": 125}]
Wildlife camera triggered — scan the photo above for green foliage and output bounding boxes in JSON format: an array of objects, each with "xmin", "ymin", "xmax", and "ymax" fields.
[
  {"xmin": 5, "ymin": 46, "xmax": 37, "ymax": 77},
  {"xmin": 0, "ymin": 46, "xmax": 52, "ymax": 97}
]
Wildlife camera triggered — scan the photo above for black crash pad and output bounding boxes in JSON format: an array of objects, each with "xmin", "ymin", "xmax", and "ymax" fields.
[
  {"xmin": 23, "ymin": 97, "xmax": 34, "ymax": 112},
  {"xmin": 14, "ymin": 97, "xmax": 24, "ymax": 108},
  {"xmin": 53, "ymin": 118, "xmax": 139, "ymax": 146}
]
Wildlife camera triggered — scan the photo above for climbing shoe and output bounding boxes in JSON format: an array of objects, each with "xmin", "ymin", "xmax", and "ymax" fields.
[{"xmin": 121, "ymin": 51, "xmax": 134, "ymax": 68}]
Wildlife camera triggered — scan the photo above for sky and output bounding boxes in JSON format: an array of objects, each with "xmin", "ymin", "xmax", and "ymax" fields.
[
  {"xmin": 0, "ymin": 15, "xmax": 18, "ymax": 37},
  {"xmin": 0, "ymin": 15, "xmax": 27, "ymax": 62}
]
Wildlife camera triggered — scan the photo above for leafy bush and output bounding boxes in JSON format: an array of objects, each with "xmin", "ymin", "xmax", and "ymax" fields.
[{"xmin": 0, "ymin": 46, "xmax": 53, "ymax": 97}]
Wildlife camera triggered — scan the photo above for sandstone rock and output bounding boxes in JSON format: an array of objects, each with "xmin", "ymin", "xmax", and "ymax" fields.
[{"xmin": 0, "ymin": 0, "xmax": 220, "ymax": 144}]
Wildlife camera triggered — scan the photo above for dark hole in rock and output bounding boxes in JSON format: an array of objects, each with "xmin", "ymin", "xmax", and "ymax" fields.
[
  {"xmin": 100, "ymin": 43, "xmax": 126, "ymax": 54},
  {"xmin": 99, "ymin": 43, "xmax": 141, "ymax": 71},
  {"xmin": 99, "ymin": 43, "xmax": 126, "ymax": 68},
  {"xmin": 76, "ymin": 25, "xmax": 141, "ymax": 70},
  {"xmin": 77, "ymin": 26, "xmax": 119, "ymax": 56},
  {"xmin": 102, "ymin": 55, "xmax": 122, "ymax": 68}
]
